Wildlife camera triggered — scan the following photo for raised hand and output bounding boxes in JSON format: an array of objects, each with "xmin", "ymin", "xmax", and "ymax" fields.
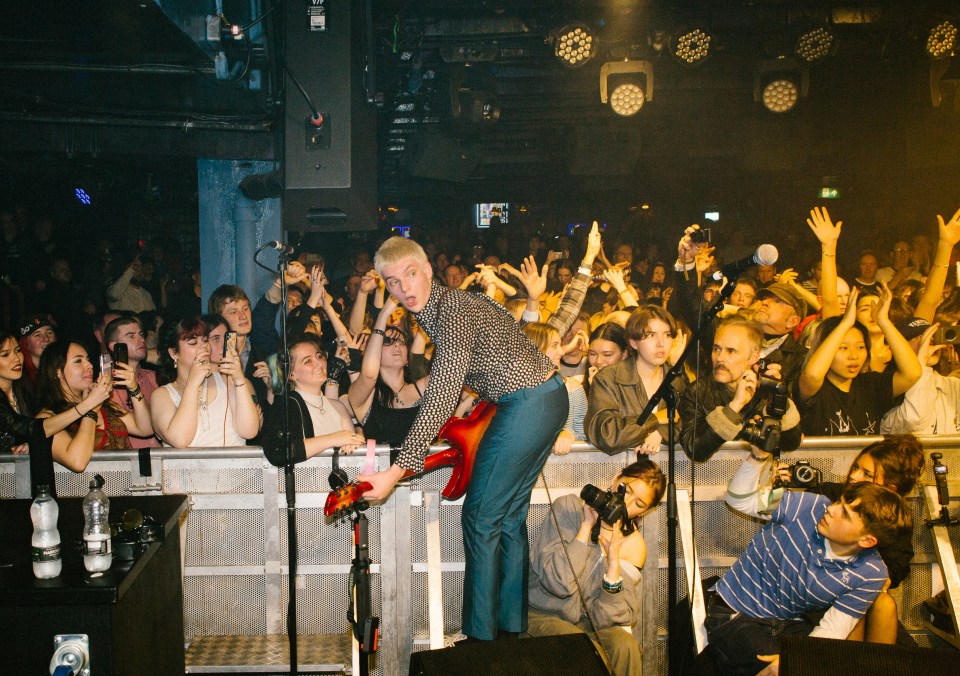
[
  {"xmin": 776, "ymin": 267, "xmax": 799, "ymax": 286},
  {"xmin": 840, "ymin": 286, "xmax": 860, "ymax": 326},
  {"xmin": 677, "ymin": 224, "xmax": 705, "ymax": 264},
  {"xmin": 81, "ymin": 373, "xmax": 113, "ymax": 411},
  {"xmin": 518, "ymin": 254, "xmax": 549, "ymax": 300},
  {"xmin": 730, "ymin": 368, "xmax": 758, "ymax": 411},
  {"xmin": 872, "ymin": 281, "xmax": 892, "ymax": 326},
  {"xmin": 218, "ymin": 342, "xmax": 245, "ymax": 383},
  {"xmin": 937, "ymin": 207, "xmax": 960, "ymax": 246},
  {"xmin": 603, "ymin": 266, "xmax": 627, "ymax": 292},
  {"xmin": 806, "ymin": 206, "xmax": 842, "ymax": 245},
  {"xmin": 252, "ymin": 360, "xmax": 272, "ymax": 386},
  {"xmin": 917, "ymin": 323, "xmax": 943, "ymax": 366},
  {"xmin": 695, "ymin": 245, "xmax": 716, "ymax": 274},
  {"xmin": 584, "ymin": 221, "xmax": 602, "ymax": 264},
  {"xmin": 307, "ymin": 265, "xmax": 328, "ymax": 307},
  {"xmin": 187, "ymin": 343, "xmax": 213, "ymax": 385},
  {"xmin": 668, "ymin": 330, "xmax": 688, "ymax": 366},
  {"xmin": 359, "ymin": 269, "xmax": 379, "ymax": 294},
  {"xmin": 283, "ymin": 261, "xmax": 308, "ymax": 286},
  {"xmin": 113, "ymin": 361, "xmax": 138, "ymax": 391}
]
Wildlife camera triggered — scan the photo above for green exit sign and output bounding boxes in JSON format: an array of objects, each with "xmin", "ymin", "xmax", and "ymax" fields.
[{"xmin": 818, "ymin": 187, "xmax": 840, "ymax": 199}]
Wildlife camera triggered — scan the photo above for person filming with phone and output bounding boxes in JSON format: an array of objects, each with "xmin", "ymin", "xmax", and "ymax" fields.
[
  {"xmin": 104, "ymin": 315, "xmax": 159, "ymax": 447},
  {"xmin": 35, "ymin": 341, "xmax": 152, "ymax": 468},
  {"xmin": 150, "ymin": 316, "xmax": 260, "ymax": 448}
]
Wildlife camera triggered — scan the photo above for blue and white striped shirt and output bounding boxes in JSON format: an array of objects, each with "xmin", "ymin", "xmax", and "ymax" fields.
[{"xmin": 717, "ymin": 490, "xmax": 887, "ymax": 621}]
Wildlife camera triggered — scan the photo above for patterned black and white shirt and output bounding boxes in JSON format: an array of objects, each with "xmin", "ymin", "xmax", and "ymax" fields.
[{"xmin": 398, "ymin": 282, "xmax": 555, "ymax": 472}]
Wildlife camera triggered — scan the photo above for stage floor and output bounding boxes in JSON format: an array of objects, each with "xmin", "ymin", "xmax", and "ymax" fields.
[{"xmin": 186, "ymin": 633, "xmax": 353, "ymax": 674}]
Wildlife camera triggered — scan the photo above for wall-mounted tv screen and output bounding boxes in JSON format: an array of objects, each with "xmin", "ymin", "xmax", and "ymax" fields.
[{"xmin": 475, "ymin": 203, "xmax": 508, "ymax": 228}]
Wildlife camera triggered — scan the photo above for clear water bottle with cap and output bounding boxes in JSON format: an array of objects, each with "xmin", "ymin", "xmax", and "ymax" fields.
[
  {"xmin": 82, "ymin": 474, "xmax": 112, "ymax": 572},
  {"xmin": 31, "ymin": 484, "xmax": 62, "ymax": 579}
]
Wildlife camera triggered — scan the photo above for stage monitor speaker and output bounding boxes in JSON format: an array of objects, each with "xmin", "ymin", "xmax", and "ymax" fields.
[
  {"xmin": 408, "ymin": 634, "xmax": 610, "ymax": 676},
  {"xmin": 780, "ymin": 634, "xmax": 955, "ymax": 676},
  {"xmin": 283, "ymin": 0, "xmax": 377, "ymax": 232}
]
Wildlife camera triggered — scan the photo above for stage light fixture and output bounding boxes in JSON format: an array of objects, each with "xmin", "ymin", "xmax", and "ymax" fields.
[
  {"xmin": 754, "ymin": 58, "xmax": 808, "ymax": 113},
  {"xmin": 672, "ymin": 26, "xmax": 712, "ymax": 65},
  {"xmin": 554, "ymin": 23, "xmax": 597, "ymax": 67},
  {"xmin": 600, "ymin": 60, "xmax": 653, "ymax": 116},
  {"xmin": 762, "ymin": 78, "xmax": 799, "ymax": 112},
  {"xmin": 795, "ymin": 26, "xmax": 835, "ymax": 63},
  {"xmin": 927, "ymin": 20, "xmax": 958, "ymax": 59}
]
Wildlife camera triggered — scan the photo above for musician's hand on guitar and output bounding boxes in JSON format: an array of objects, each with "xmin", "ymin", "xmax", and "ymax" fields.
[{"xmin": 358, "ymin": 464, "xmax": 406, "ymax": 501}]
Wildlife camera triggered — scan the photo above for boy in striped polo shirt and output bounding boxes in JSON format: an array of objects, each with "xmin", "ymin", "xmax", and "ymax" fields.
[{"xmin": 705, "ymin": 451, "xmax": 910, "ymax": 675}]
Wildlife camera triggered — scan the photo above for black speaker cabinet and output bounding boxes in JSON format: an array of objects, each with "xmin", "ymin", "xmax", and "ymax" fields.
[
  {"xmin": 780, "ymin": 634, "xmax": 955, "ymax": 676},
  {"xmin": 283, "ymin": 0, "xmax": 377, "ymax": 232},
  {"xmin": 409, "ymin": 634, "xmax": 610, "ymax": 676}
]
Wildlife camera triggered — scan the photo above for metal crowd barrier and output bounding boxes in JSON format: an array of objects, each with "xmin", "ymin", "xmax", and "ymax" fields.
[{"xmin": 2, "ymin": 436, "xmax": 959, "ymax": 675}]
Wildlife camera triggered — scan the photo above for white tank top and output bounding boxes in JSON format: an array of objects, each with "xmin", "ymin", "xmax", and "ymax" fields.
[
  {"xmin": 162, "ymin": 372, "xmax": 246, "ymax": 447},
  {"xmin": 297, "ymin": 390, "xmax": 347, "ymax": 436}
]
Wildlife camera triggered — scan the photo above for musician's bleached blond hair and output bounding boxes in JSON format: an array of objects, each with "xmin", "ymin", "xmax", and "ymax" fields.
[{"xmin": 374, "ymin": 236, "xmax": 430, "ymax": 277}]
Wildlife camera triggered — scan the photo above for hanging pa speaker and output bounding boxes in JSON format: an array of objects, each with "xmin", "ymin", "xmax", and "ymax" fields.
[
  {"xmin": 409, "ymin": 634, "xmax": 610, "ymax": 676},
  {"xmin": 282, "ymin": 0, "xmax": 377, "ymax": 231}
]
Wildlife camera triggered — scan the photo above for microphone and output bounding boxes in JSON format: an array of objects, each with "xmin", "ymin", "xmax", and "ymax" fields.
[
  {"xmin": 265, "ymin": 240, "xmax": 295, "ymax": 255},
  {"xmin": 711, "ymin": 244, "xmax": 778, "ymax": 281}
]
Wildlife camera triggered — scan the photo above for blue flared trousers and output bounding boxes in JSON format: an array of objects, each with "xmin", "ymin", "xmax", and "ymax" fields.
[{"xmin": 460, "ymin": 374, "xmax": 568, "ymax": 640}]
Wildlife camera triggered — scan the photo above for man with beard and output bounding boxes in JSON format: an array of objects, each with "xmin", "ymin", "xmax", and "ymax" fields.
[{"xmin": 679, "ymin": 316, "xmax": 801, "ymax": 462}]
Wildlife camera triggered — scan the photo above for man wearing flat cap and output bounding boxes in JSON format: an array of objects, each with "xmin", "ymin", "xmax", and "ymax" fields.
[{"xmin": 751, "ymin": 282, "xmax": 808, "ymax": 389}]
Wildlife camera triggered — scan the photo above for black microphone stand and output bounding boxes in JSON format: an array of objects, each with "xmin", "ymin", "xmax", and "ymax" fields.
[
  {"xmin": 348, "ymin": 503, "xmax": 379, "ymax": 676},
  {"xmin": 254, "ymin": 244, "xmax": 298, "ymax": 675},
  {"xmin": 635, "ymin": 274, "xmax": 739, "ymax": 676},
  {"xmin": 926, "ymin": 453, "xmax": 960, "ymax": 527}
]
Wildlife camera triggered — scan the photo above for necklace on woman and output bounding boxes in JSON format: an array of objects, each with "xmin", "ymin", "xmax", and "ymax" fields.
[
  {"xmin": 300, "ymin": 390, "xmax": 326, "ymax": 414},
  {"xmin": 174, "ymin": 378, "xmax": 210, "ymax": 431},
  {"xmin": 1, "ymin": 385, "xmax": 18, "ymax": 413},
  {"xmin": 392, "ymin": 384, "xmax": 405, "ymax": 407},
  {"xmin": 197, "ymin": 379, "xmax": 210, "ymax": 431}
]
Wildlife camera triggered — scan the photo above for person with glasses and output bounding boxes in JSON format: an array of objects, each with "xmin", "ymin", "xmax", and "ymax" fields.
[
  {"xmin": 348, "ymin": 294, "xmax": 428, "ymax": 451},
  {"xmin": 876, "ymin": 241, "xmax": 922, "ymax": 289}
]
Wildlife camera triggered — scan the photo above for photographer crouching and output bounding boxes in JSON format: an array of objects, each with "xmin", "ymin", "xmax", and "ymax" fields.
[
  {"xmin": 679, "ymin": 316, "xmax": 802, "ymax": 462},
  {"xmin": 525, "ymin": 459, "xmax": 666, "ymax": 676}
]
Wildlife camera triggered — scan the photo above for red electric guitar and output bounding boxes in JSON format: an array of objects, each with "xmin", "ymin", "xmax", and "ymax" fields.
[{"xmin": 324, "ymin": 401, "xmax": 497, "ymax": 518}]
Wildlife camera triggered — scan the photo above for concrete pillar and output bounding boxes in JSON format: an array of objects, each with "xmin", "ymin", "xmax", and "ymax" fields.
[{"xmin": 197, "ymin": 159, "xmax": 282, "ymax": 308}]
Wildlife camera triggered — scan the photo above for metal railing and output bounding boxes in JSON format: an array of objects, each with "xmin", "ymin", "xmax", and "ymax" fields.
[{"xmin": 3, "ymin": 435, "xmax": 958, "ymax": 675}]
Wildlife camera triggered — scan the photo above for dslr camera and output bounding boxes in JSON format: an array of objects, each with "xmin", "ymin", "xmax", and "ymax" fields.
[
  {"xmin": 580, "ymin": 484, "xmax": 636, "ymax": 536},
  {"xmin": 778, "ymin": 460, "xmax": 822, "ymax": 489},
  {"xmin": 741, "ymin": 359, "xmax": 789, "ymax": 454}
]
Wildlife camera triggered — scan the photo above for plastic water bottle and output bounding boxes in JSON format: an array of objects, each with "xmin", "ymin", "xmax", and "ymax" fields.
[
  {"xmin": 82, "ymin": 475, "xmax": 112, "ymax": 572},
  {"xmin": 31, "ymin": 485, "xmax": 62, "ymax": 579}
]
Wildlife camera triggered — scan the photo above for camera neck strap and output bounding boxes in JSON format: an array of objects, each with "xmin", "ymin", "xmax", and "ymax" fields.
[{"xmin": 539, "ymin": 472, "xmax": 614, "ymax": 666}]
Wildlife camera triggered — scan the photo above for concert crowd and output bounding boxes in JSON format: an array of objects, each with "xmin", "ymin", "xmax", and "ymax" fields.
[{"xmin": 2, "ymin": 203, "xmax": 959, "ymax": 675}]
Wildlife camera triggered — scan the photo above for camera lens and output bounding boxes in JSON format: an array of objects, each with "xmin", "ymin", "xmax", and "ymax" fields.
[{"xmin": 794, "ymin": 465, "xmax": 814, "ymax": 484}]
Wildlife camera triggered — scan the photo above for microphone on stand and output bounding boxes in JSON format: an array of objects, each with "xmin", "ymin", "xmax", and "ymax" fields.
[
  {"xmin": 711, "ymin": 244, "xmax": 778, "ymax": 282},
  {"xmin": 265, "ymin": 240, "xmax": 295, "ymax": 256}
]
